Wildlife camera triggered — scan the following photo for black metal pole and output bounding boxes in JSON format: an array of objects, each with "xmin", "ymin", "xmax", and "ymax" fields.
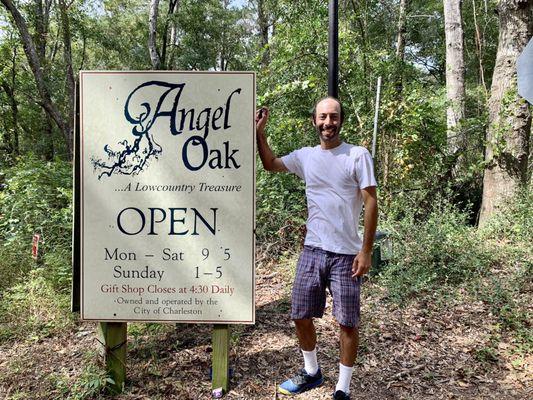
[
  {"xmin": 328, "ymin": 0, "xmax": 339, "ymax": 98},
  {"xmin": 71, "ymin": 79, "xmax": 80, "ymax": 312}
]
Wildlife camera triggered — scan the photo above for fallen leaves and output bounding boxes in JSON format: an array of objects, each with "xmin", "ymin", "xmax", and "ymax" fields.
[{"xmin": 0, "ymin": 252, "xmax": 531, "ymax": 399}]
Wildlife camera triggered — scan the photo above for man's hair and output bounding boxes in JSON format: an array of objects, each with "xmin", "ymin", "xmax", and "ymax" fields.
[{"xmin": 312, "ymin": 96, "xmax": 344, "ymax": 123}]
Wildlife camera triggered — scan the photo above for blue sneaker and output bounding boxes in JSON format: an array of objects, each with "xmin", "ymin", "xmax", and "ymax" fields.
[{"xmin": 278, "ymin": 368, "xmax": 323, "ymax": 395}]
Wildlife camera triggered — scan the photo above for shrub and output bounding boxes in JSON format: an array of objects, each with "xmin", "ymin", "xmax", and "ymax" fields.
[
  {"xmin": 479, "ymin": 187, "xmax": 532, "ymax": 245},
  {"xmin": 256, "ymin": 167, "xmax": 307, "ymax": 247},
  {"xmin": 379, "ymin": 199, "xmax": 492, "ymax": 303},
  {"xmin": 0, "ymin": 157, "xmax": 74, "ymax": 342},
  {"xmin": 0, "ymin": 156, "xmax": 72, "ymax": 292}
]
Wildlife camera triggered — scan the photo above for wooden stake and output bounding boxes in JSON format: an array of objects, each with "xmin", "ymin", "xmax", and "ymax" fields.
[
  {"xmin": 212, "ymin": 324, "xmax": 230, "ymax": 393},
  {"xmin": 98, "ymin": 322, "xmax": 127, "ymax": 394}
]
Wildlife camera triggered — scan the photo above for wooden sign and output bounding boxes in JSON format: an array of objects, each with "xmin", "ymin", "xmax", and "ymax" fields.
[
  {"xmin": 80, "ymin": 71, "xmax": 255, "ymax": 324},
  {"xmin": 32, "ymin": 233, "xmax": 40, "ymax": 260}
]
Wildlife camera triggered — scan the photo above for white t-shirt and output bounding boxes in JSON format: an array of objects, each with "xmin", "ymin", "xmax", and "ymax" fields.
[{"xmin": 281, "ymin": 142, "xmax": 377, "ymax": 255}]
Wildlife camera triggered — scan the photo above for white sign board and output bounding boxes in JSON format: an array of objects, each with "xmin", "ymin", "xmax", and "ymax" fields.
[
  {"xmin": 518, "ymin": 37, "xmax": 533, "ymax": 104},
  {"xmin": 80, "ymin": 71, "xmax": 255, "ymax": 324}
]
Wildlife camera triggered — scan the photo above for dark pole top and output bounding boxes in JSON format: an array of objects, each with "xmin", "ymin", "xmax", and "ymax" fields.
[{"xmin": 328, "ymin": 0, "xmax": 339, "ymax": 98}]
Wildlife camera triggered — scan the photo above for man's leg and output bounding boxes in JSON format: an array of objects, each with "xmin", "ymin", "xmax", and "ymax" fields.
[
  {"xmin": 294, "ymin": 318, "xmax": 317, "ymax": 351},
  {"xmin": 278, "ymin": 318, "xmax": 323, "ymax": 394},
  {"xmin": 295, "ymin": 318, "xmax": 319, "ymax": 376},
  {"xmin": 339, "ymin": 325, "xmax": 358, "ymax": 366},
  {"xmin": 278, "ymin": 247, "xmax": 326, "ymax": 395},
  {"xmin": 329, "ymin": 254, "xmax": 362, "ymax": 399},
  {"xmin": 334, "ymin": 324, "xmax": 358, "ymax": 398}
]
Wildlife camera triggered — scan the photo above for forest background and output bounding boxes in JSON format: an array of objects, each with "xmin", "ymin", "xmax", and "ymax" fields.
[{"xmin": 0, "ymin": 0, "xmax": 531, "ymax": 399}]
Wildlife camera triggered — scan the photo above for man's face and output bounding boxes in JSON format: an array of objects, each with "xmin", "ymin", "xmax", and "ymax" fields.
[{"xmin": 313, "ymin": 98, "xmax": 342, "ymax": 145}]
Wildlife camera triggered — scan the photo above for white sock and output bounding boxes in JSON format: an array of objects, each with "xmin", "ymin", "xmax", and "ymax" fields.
[
  {"xmin": 335, "ymin": 363, "xmax": 353, "ymax": 394},
  {"xmin": 301, "ymin": 348, "xmax": 319, "ymax": 376}
]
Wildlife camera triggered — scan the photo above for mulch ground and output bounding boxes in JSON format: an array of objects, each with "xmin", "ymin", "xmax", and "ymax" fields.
[{"xmin": 0, "ymin": 255, "xmax": 531, "ymax": 399}]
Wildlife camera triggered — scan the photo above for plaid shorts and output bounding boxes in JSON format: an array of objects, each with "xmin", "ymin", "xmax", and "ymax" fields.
[{"xmin": 290, "ymin": 245, "xmax": 362, "ymax": 328}]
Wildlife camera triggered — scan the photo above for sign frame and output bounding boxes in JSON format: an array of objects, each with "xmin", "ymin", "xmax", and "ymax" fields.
[{"xmin": 77, "ymin": 71, "xmax": 256, "ymax": 324}]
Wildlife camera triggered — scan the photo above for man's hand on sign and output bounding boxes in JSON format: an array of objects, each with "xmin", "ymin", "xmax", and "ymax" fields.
[
  {"xmin": 352, "ymin": 250, "xmax": 371, "ymax": 278},
  {"xmin": 256, "ymin": 107, "xmax": 269, "ymax": 135}
]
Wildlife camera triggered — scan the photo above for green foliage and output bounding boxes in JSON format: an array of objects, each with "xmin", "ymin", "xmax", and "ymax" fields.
[
  {"xmin": 0, "ymin": 157, "xmax": 74, "ymax": 343},
  {"xmin": 480, "ymin": 187, "xmax": 533, "ymax": 244},
  {"xmin": 0, "ymin": 268, "xmax": 75, "ymax": 343},
  {"xmin": 0, "ymin": 240, "xmax": 33, "ymax": 295},
  {"xmin": 82, "ymin": 0, "xmax": 150, "ymax": 70},
  {"xmin": 256, "ymin": 168, "xmax": 307, "ymax": 244},
  {"xmin": 472, "ymin": 266, "xmax": 532, "ymax": 354},
  {"xmin": 0, "ymin": 156, "xmax": 72, "ymax": 245},
  {"xmin": 471, "ymin": 188, "xmax": 533, "ymax": 352},
  {"xmin": 0, "ymin": 157, "xmax": 72, "ymax": 291},
  {"xmin": 379, "ymin": 199, "xmax": 492, "ymax": 303},
  {"xmin": 378, "ymin": 189, "xmax": 531, "ymax": 353},
  {"xmin": 474, "ymin": 341, "xmax": 500, "ymax": 365},
  {"xmin": 53, "ymin": 352, "xmax": 115, "ymax": 400},
  {"xmin": 175, "ymin": 0, "xmax": 252, "ymax": 70}
]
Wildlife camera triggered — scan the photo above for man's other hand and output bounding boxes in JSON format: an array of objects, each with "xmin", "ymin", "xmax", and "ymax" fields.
[{"xmin": 352, "ymin": 250, "xmax": 372, "ymax": 278}]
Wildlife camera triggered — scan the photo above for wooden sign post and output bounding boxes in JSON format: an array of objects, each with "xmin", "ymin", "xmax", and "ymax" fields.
[
  {"xmin": 98, "ymin": 322, "xmax": 127, "ymax": 394},
  {"xmin": 78, "ymin": 71, "xmax": 256, "ymax": 394},
  {"xmin": 212, "ymin": 324, "xmax": 230, "ymax": 392}
]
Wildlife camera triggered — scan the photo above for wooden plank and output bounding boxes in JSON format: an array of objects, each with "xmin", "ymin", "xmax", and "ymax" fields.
[
  {"xmin": 98, "ymin": 322, "xmax": 127, "ymax": 394},
  {"xmin": 212, "ymin": 324, "xmax": 230, "ymax": 393}
]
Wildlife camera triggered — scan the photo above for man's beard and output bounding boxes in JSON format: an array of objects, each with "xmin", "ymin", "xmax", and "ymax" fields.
[{"xmin": 316, "ymin": 124, "xmax": 341, "ymax": 142}]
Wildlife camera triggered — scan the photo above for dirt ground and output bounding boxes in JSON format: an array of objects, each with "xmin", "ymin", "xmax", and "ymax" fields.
[{"xmin": 0, "ymin": 258, "xmax": 531, "ymax": 400}]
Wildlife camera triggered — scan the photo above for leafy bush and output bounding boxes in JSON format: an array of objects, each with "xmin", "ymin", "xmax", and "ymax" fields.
[
  {"xmin": 379, "ymin": 199, "xmax": 492, "ymax": 303},
  {"xmin": 256, "ymin": 167, "xmax": 307, "ymax": 246},
  {"xmin": 0, "ymin": 156, "xmax": 72, "ymax": 291},
  {"xmin": 0, "ymin": 157, "xmax": 74, "ymax": 343},
  {"xmin": 479, "ymin": 187, "xmax": 532, "ymax": 244},
  {"xmin": 0, "ymin": 240, "xmax": 33, "ymax": 293},
  {"xmin": 472, "ymin": 190, "xmax": 533, "ymax": 352},
  {"xmin": 473, "ymin": 274, "xmax": 532, "ymax": 353},
  {"xmin": 50, "ymin": 351, "xmax": 114, "ymax": 400},
  {"xmin": 68, "ymin": 361, "xmax": 115, "ymax": 400}
]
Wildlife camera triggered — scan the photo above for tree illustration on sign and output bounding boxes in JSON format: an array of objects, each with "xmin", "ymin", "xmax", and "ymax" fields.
[{"xmin": 91, "ymin": 81, "xmax": 185, "ymax": 179}]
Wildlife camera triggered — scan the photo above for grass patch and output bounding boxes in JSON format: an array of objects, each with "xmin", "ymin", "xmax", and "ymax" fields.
[{"xmin": 0, "ymin": 268, "xmax": 75, "ymax": 343}]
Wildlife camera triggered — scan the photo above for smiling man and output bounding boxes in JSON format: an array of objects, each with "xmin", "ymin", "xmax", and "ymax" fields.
[{"xmin": 255, "ymin": 97, "xmax": 378, "ymax": 400}]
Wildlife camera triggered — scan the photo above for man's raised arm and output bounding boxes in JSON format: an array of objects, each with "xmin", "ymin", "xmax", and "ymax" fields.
[{"xmin": 255, "ymin": 107, "xmax": 288, "ymax": 172}]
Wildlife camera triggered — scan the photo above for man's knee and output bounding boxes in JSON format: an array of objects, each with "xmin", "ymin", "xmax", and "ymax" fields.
[
  {"xmin": 294, "ymin": 318, "xmax": 314, "ymax": 330},
  {"xmin": 339, "ymin": 324, "xmax": 358, "ymax": 336}
]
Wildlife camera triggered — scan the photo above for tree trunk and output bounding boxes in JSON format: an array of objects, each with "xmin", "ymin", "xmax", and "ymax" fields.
[
  {"xmin": 1, "ymin": 43, "xmax": 19, "ymax": 154},
  {"xmin": 394, "ymin": 0, "xmax": 409, "ymax": 96},
  {"xmin": 58, "ymin": 0, "xmax": 75, "ymax": 155},
  {"xmin": 444, "ymin": 0, "xmax": 466, "ymax": 155},
  {"xmin": 396, "ymin": 0, "xmax": 408, "ymax": 60},
  {"xmin": 382, "ymin": 0, "xmax": 410, "ymax": 195},
  {"xmin": 479, "ymin": 0, "xmax": 532, "ymax": 225},
  {"xmin": 32, "ymin": 0, "xmax": 51, "ymax": 62},
  {"xmin": 258, "ymin": 0, "xmax": 270, "ymax": 68},
  {"xmin": 1, "ymin": 0, "xmax": 71, "ymax": 157},
  {"xmin": 33, "ymin": 0, "xmax": 55, "ymax": 160},
  {"xmin": 42, "ymin": 115, "xmax": 55, "ymax": 160},
  {"xmin": 149, "ymin": 0, "xmax": 162, "ymax": 69},
  {"xmin": 472, "ymin": 0, "xmax": 488, "ymax": 94},
  {"xmin": 350, "ymin": 0, "xmax": 370, "ymax": 108},
  {"xmin": 1, "ymin": 82, "xmax": 16, "ymax": 154},
  {"xmin": 160, "ymin": 0, "xmax": 179, "ymax": 70}
]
